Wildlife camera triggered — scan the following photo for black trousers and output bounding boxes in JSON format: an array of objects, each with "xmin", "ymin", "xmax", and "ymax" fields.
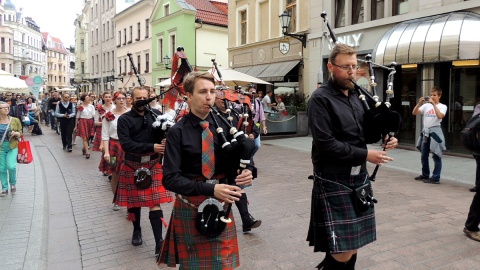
[
  {"xmin": 59, "ymin": 118, "xmax": 74, "ymax": 148},
  {"xmin": 475, "ymin": 155, "xmax": 480, "ymax": 188},
  {"xmin": 465, "ymin": 155, "xmax": 480, "ymax": 231}
]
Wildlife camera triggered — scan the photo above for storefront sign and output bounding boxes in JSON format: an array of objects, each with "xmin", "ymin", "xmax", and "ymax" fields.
[{"xmin": 328, "ymin": 33, "xmax": 363, "ymax": 49}]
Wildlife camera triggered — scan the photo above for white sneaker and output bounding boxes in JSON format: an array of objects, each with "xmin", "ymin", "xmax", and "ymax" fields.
[
  {"xmin": 113, "ymin": 204, "xmax": 120, "ymax": 211},
  {"xmin": 10, "ymin": 185, "xmax": 16, "ymax": 195},
  {"xmin": 0, "ymin": 190, "xmax": 8, "ymax": 197}
]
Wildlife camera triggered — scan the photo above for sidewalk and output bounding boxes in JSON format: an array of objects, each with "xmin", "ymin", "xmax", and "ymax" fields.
[
  {"xmin": 263, "ymin": 136, "xmax": 477, "ymax": 187},
  {"xmin": 0, "ymin": 130, "xmax": 479, "ymax": 270}
]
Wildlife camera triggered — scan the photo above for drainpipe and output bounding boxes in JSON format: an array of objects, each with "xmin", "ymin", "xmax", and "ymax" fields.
[{"xmin": 195, "ymin": 18, "xmax": 203, "ymax": 70}]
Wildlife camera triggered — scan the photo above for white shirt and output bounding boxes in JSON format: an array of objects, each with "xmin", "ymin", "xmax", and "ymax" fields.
[
  {"xmin": 262, "ymin": 95, "xmax": 272, "ymax": 113},
  {"xmin": 419, "ymin": 102, "xmax": 448, "ymax": 128},
  {"xmin": 102, "ymin": 113, "xmax": 121, "ymax": 140},
  {"xmin": 76, "ymin": 104, "xmax": 95, "ymax": 119}
]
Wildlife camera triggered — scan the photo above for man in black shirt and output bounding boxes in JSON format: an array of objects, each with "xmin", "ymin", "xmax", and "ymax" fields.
[
  {"xmin": 55, "ymin": 92, "xmax": 76, "ymax": 151},
  {"xmin": 116, "ymin": 86, "xmax": 173, "ymax": 257},
  {"xmin": 159, "ymin": 72, "xmax": 254, "ymax": 269},
  {"xmin": 306, "ymin": 43, "xmax": 398, "ymax": 269}
]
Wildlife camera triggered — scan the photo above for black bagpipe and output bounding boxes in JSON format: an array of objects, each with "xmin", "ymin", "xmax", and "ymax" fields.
[
  {"xmin": 192, "ymin": 106, "xmax": 255, "ymax": 238},
  {"xmin": 211, "ymin": 59, "xmax": 254, "ymax": 135},
  {"xmin": 321, "ymin": 12, "xmax": 402, "ymax": 181},
  {"xmin": 208, "ymin": 105, "xmax": 255, "ymax": 224}
]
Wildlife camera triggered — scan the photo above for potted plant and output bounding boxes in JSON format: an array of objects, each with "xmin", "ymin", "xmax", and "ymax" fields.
[{"xmin": 284, "ymin": 92, "xmax": 309, "ymax": 136}]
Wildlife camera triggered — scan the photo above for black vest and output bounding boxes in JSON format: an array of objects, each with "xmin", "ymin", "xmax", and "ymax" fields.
[{"xmin": 58, "ymin": 102, "xmax": 73, "ymax": 115}]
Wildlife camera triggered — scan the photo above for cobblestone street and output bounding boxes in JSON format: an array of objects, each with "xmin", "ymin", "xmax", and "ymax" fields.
[{"xmin": 0, "ymin": 130, "xmax": 479, "ymax": 269}]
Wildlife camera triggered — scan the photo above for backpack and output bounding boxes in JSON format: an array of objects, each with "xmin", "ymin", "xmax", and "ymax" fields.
[{"xmin": 460, "ymin": 114, "xmax": 480, "ymax": 154}]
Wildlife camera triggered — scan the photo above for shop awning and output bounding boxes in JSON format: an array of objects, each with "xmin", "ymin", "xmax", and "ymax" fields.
[
  {"xmin": 256, "ymin": 60, "xmax": 300, "ymax": 82},
  {"xmin": 373, "ymin": 12, "xmax": 480, "ymax": 65}
]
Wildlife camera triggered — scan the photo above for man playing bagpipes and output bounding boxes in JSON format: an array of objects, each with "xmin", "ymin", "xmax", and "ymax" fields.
[
  {"xmin": 307, "ymin": 43, "xmax": 399, "ymax": 269},
  {"xmin": 159, "ymin": 72, "xmax": 255, "ymax": 269}
]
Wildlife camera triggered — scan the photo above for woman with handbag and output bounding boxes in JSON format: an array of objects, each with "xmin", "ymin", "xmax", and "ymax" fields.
[{"xmin": 0, "ymin": 101, "xmax": 22, "ymax": 196}]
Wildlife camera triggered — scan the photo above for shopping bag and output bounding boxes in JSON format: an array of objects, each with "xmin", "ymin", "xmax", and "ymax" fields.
[{"xmin": 17, "ymin": 136, "xmax": 33, "ymax": 164}]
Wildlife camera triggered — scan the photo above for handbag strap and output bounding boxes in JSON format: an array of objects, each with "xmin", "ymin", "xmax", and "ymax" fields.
[{"xmin": 0, "ymin": 117, "xmax": 12, "ymax": 145}]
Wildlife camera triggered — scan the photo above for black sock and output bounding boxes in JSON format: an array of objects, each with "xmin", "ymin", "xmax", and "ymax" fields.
[
  {"xmin": 316, "ymin": 252, "xmax": 349, "ymax": 270},
  {"xmin": 149, "ymin": 210, "xmax": 164, "ymax": 246},
  {"xmin": 128, "ymin": 207, "xmax": 141, "ymax": 231},
  {"xmin": 235, "ymin": 193, "xmax": 249, "ymax": 216}
]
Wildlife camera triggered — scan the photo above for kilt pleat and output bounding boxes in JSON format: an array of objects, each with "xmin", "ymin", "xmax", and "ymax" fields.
[
  {"xmin": 307, "ymin": 173, "xmax": 376, "ymax": 253},
  {"xmin": 76, "ymin": 118, "xmax": 94, "ymax": 139},
  {"xmin": 159, "ymin": 195, "xmax": 240, "ymax": 269},
  {"xmin": 115, "ymin": 158, "xmax": 173, "ymax": 208},
  {"xmin": 98, "ymin": 151, "xmax": 110, "ymax": 174},
  {"xmin": 92, "ymin": 126, "xmax": 102, "ymax": 151}
]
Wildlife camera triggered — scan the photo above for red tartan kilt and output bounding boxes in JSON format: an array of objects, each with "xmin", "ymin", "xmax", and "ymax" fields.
[
  {"xmin": 115, "ymin": 158, "xmax": 173, "ymax": 208},
  {"xmin": 108, "ymin": 139, "xmax": 124, "ymax": 174},
  {"xmin": 92, "ymin": 126, "xmax": 102, "ymax": 151},
  {"xmin": 76, "ymin": 118, "xmax": 94, "ymax": 139},
  {"xmin": 159, "ymin": 195, "xmax": 240, "ymax": 269}
]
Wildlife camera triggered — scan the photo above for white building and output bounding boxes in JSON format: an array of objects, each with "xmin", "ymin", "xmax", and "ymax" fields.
[
  {"xmin": 3, "ymin": 0, "xmax": 46, "ymax": 79},
  {"xmin": 112, "ymin": 0, "xmax": 155, "ymax": 91}
]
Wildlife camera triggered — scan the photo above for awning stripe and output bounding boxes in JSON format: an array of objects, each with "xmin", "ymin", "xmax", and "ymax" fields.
[{"xmin": 373, "ymin": 12, "xmax": 480, "ymax": 65}]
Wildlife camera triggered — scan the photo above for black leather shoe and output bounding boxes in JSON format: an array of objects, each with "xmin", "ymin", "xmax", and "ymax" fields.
[
  {"xmin": 470, "ymin": 187, "xmax": 477, "ymax": 192},
  {"xmin": 414, "ymin": 175, "xmax": 428, "ymax": 180},
  {"xmin": 131, "ymin": 230, "xmax": 143, "ymax": 246},
  {"xmin": 242, "ymin": 214, "xmax": 262, "ymax": 233},
  {"xmin": 67, "ymin": 147, "xmax": 72, "ymax": 152}
]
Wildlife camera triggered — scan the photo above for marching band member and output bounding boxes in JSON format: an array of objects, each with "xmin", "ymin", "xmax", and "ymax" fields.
[
  {"xmin": 102, "ymin": 91, "xmax": 128, "ymax": 211},
  {"xmin": 94, "ymin": 91, "xmax": 114, "ymax": 175},
  {"xmin": 116, "ymin": 86, "xmax": 173, "ymax": 256},
  {"xmin": 159, "ymin": 72, "xmax": 253, "ymax": 269},
  {"xmin": 307, "ymin": 43, "xmax": 398, "ymax": 269},
  {"xmin": 74, "ymin": 94, "xmax": 95, "ymax": 159}
]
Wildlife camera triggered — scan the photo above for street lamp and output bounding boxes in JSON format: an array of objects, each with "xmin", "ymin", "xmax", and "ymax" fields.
[
  {"xmin": 279, "ymin": 10, "xmax": 306, "ymax": 48},
  {"xmin": 163, "ymin": 55, "xmax": 171, "ymax": 70}
]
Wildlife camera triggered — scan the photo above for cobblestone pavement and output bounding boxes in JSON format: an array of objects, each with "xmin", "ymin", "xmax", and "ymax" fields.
[{"xmin": 1, "ymin": 129, "xmax": 479, "ymax": 270}]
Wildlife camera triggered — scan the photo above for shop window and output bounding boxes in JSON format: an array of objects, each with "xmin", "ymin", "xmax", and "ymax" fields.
[{"xmin": 335, "ymin": 0, "xmax": 345, "ymax": 28}]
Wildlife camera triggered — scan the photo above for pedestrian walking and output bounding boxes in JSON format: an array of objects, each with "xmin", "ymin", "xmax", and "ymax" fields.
[
  {"xmin": 412, "ymin": 86, "xmax": 447, "ymax": 184},
  {"xmin": 102, "ymin": 91, "xmax": 128, "ymax": 211},
  {"xmin": 0, "ymin": 101, "xmax": 22, "ymax": 196},
  {"xmin": 248, "ymin": 85, "xmax": 267, "ymax": 165},
  {"xmin": 116, "ymin": 86, "xmax": 173, "ymax": 257},
  {"xmin": 463, "ymin": 103, "xmax": 480, "ymax": 242},
  {"xmin": 47, "ymin": 91, "xmax": 60, "ymax": 133},
  {"xmin": 55, "ymin": 93, "xmax": 76, "ymax": 152},
  {"xmin": 74, "ymin": 94, "xmax": 95, "ymax": 159},
  {"xmin": 93, "ymin": 92, "xmax": 114, "ymax": 175},
  {"xmin": 159, "ymin": 72, "xmax": 254, "ymax": 269},
  {"xmin": 306, "ymin": 43, "xmax": 398, "ymax": 269}
]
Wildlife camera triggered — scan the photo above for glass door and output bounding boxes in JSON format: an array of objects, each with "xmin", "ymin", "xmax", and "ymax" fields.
[{"xmin": 449, "ymin": 67, "xmax": 480, "ymax": 154}]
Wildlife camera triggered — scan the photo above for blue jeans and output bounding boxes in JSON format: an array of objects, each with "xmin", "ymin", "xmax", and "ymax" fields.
[
  {"xmin": 0, "ymin": 142, "xmax": 18, "ymax": 191},
  {"xmin": 251, "ymin": 135, "xmax": 261, "ymax": 159},
  {"xmin": 420, "ymin": 136, "xmax": 442, "ymax": 181}
]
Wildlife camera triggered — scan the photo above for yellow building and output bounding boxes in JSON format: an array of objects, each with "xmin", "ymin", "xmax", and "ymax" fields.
[{"xmin": 42, "ymin": 32, "xmax": 69, "ymax": 92}]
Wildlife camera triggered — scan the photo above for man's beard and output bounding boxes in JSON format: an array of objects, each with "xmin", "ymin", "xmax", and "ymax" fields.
[
  {"xmin": 331, "ymin": 73, "xmax": 354, "ymax": 90},
  {"xmin": 132, "ymin": 101, "xmax": 146, "ymax": 112}
]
